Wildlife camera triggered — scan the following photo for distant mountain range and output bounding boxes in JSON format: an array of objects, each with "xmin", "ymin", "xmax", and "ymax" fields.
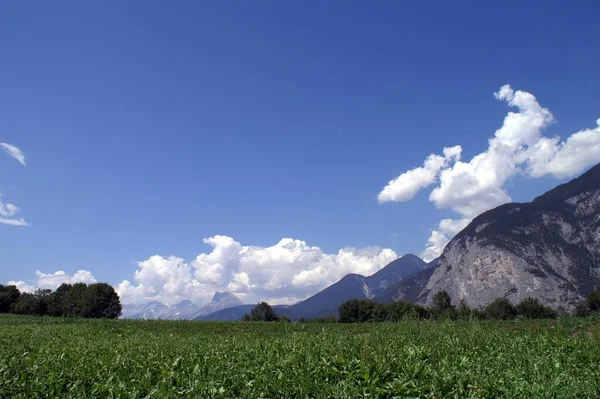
[
  {"xmin": 195, "ymin": 254, "xmax": 437, "ymax": 321},
  {"xmin": 121, "ymin": 292, "xmax": 243, "ymax": 320}
]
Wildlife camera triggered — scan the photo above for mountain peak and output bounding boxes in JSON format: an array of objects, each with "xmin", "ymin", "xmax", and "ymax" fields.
[
  {"xmin": 212, "ymin": 292, "xmax": 234, "ymax": 302},
  {"xmin": 174, "ymin": 299, "xmax": 196, "ymax": 307}
]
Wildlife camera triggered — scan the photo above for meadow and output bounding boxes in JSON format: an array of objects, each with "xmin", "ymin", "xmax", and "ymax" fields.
[{"xmin": 1, "ymin": 315, "xmax": 599, "ymax": 398}]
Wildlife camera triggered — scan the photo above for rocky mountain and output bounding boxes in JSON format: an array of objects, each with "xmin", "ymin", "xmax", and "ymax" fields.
[
  {"xmin": 288, "ymin": 254, "xmax": 430, "ymax": 318},
  {"xmin": 375, "ymin": 260, "xmax": 438, "ymax": 303},
  {"xmin": 121, "ymin": 292, "xmax": 243, "ymax": 320},
  {"xmin": 121, "ymin": 301, "xmax": 169, "ymax": 319},
  {"xmin": 422, "ymin": 163, "xmax": 600, "ymax": 310},
  {"xmin": 162, "ymin": 300, "xmax": 201, "ymax": 320},
  {"xmin": 191, "ymin": 292, "xmax": 244, "ymax": 319}
]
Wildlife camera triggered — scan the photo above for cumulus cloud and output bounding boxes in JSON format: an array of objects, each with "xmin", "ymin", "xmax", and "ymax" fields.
[
  {"xmin": 0, "ymin": 143, "xmax": 26, "ymax": 165},
  {"xmin": 7, "ymin": 280, "xmax": 35, "ymax": 293},
  {"xmin": 7, "ymin": 270, "xmax": 97, "ymax": 293},
  {"xmin": 379, "ymin": 85, "xmax": 600, "ymax": 261},
  {"xmin": 117, "ymin": 236, "xmax": 398, "ymax": 305},
  {"xmin": 378, "ymin": 146, "xmax": 462, "ymax": 203},
  {"xmin": 0, "ymin": 142, "xmax": 27, "ymax": 226}
]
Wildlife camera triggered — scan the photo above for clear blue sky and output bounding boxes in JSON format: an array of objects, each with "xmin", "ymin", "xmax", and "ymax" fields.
[{"xmin": 2, "ymin": 1, "xmax": 599, "ymax": 292}]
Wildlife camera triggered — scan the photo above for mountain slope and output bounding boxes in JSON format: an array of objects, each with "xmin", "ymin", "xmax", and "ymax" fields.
[
  {"xmin": 191, "ymin": 292, "xmax": 244, "ymax": 319},
  {"xmin": 287, "ymin": 274, "xmax": 371, "ymax": 317},
  {"xmin": 282, "ymin": 254, "xmax": 429, "ymax": 318},
  {"xmin": 423, "ymin": 163, "xmax": 600, "ymax": 309},
  {"xmin": 375, "ymin": 267, "xmax": 436, "ymax": 303}
]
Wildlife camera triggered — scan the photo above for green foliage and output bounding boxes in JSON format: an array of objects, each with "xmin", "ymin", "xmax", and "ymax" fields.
[
  {"xmin": 0, "ymin": 285, "xmax": 20, "ymax": 313},
  {"xmin": 339, "ymin": 299, "xmax": 431, "ymax": 323},
  {"xmin": 244, "ymin": 302, "xmax": 280, "ymax": 322},
  {"xmin": 6, "ymin": 283, "xmax": 121, "ymax": 319},
  {"xmin": 1, "ymin": 315, "xmax": 600, "ymax": 397},
  {"xmin": 586, "ymin": 290, "xmax": 600, "ymax": 312},
  {"xmin": 432, "ymin": 290, "xmax": 452, "ymax": 312},
  {"xmin": 82, "ymin": 283, "xmax": 122, "ymax": 318},
  {"xmin": 515, "ymin": 297, "xmax": 557, "ymax": 319},
  {"xmin": 300, "ymin": 314, "xmax": 337, "ymax": 323},
  {"xmin": 484, "ymin": 298, "xmax": 517, "ymax": 320}
]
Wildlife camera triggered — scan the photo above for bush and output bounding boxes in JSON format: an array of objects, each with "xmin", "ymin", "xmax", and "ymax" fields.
[
  {"xmin": 515, "ymin": 297, "xmax": 557, "ymax": 319},
  {"xmin": 0, "ymin": 285, "xmax": 21, "ymax": 313},
  {"xmin": 243, "ymin": 302, "xmax": 280, "ymax": 322},
  {"xmin": 484, "ymin": 298, "xmax": 517, "ymax": 320}
]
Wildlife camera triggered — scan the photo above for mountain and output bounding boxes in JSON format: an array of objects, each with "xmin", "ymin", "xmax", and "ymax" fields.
[
  {"xmin": 197, "ymin": 254, "xmax": 431, "ymax": 321},
  {"xmin": 161, "ymin": 300, "xmax": 201, "ymax": 320},
  {"xmin": 196, "ymin": 304, "xmax": 295, "ymax": 321},
  {"xmin": 121, "ymin": 301, "xmax": 169, "ymax": 319},
  {"xmin": 121, "ymin": 292, "xmax": 243, "ymax": 320},
  {"xmin": 375, "ymin": 267, "xmax": 436, "ymax": 303},
  {"xmin": 288, "ymin": 254, "xmax": 430, "ymax": 318},
  {"xmin": 191, "ymin": 292, "xmax": 244, "ymax": 319},
  {"xmin": 422, "ymin": 163, "xmax": 600, "ymax": 310},
  {"xmin": 197, "ymin": 304, "xmax": 254, "ymax": 321}
]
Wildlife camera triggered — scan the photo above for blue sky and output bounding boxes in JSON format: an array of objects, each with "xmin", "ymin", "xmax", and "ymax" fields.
[{"xmin": 2, "ymin": 1, "xmax": 600, "ymax": 305}]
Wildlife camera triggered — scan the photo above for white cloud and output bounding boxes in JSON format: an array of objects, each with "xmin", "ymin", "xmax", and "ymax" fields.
[
  {"xmin": 0, "ymin": 143, "xmax": 26, "ymax": 165},
  {"xmin": 379, "ymin": 85, "xmax": 600, "ymax": 261},
  {"xmin": 378, "ymin": 146, "xmax": 461, "ymax": 203},
  {"xmin": 1, "ymin": 142, "xmax": 27, "ymax": 226},
  {"xmin": 7, "ymin": 270, "xmax": 98, "ymax": 293},
  {"xmin": 7, "ymin": 280, "xmax": 35, "ymax": 293},
  {"xmin": 117, "ymin": 235, "xmax": 398, "ymax": 305},
  {"xmin": 0, "ymin": 197, "xmax": 27, "ymax": 226},
  {"xmin": 421, "ymin": 218, "xmax": 470, "ymax": 262}
]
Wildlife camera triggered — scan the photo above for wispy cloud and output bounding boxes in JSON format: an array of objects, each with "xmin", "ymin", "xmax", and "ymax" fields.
[
  {"xmin": 0, "ymin": 142, "xmax": 26, "ymax": 165},
  {"xmin": 1, "ymin": 142, "xmax": 28, "ymax": 226},
  {"xmin": 379, "ymin": 85, "xmax": 600, "ymax": 261}
]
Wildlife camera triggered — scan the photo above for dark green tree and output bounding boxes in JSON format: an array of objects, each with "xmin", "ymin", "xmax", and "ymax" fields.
[
  {"xmin": 0, "ymin": 284, "xmax": 21, "ymax": 313},
  {"xmin": 244, "ymin": 302, "xmax": 280, "ymax": 322},
  {"xmin": 47, "ymin": 283, "xmax": 73, "ymax": 316},
  {"xmin": 83, "ymin": 283, "xmax": 122, "ymax": 318},
  {"xmin": 515, "ymin": 297, "xmax": 557, "ymax": 319},
  {"xmin": 339, "ymin": 299, "xmax": 360, "ymax": 323},
  {"xmin": 586, "ymin": 290, "xmax": 600, "ymax": 313},
  {"xmin": 63, "ymin": 283, "xmax": 89, "ymax": 317},
  {"xmin": 432, "ymin": 290, "xmax": 456, "ymax": 319},
  {"xmin": 484, "ymin": 298, "xmax": 517, "ymax": 320},
  {"xmin": 12, "ymin": 289, "xmax": 51, "ymax": 316}
]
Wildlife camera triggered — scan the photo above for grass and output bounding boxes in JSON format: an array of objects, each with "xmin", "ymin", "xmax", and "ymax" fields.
[{"xmin": 1, "ymin": 315, "xmax": 599, "ymax": 398}]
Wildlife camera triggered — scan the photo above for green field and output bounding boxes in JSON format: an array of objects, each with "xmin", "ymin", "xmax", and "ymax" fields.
[{"xmin": 1, "ymin": 315, "xmax": 599, "ymax": 398}]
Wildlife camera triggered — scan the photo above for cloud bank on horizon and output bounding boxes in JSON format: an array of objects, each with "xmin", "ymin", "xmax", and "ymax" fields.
[
  {"xmin": 378, "ymin": 84, "xmax": 600, "ymax": 261},
  {"xmin": 10, "ymin": 236, "xmax": 398, "ymax": 306},
  {"xmin": 0, "ymin": 142, "xmax": 27, "ymax": 226}
]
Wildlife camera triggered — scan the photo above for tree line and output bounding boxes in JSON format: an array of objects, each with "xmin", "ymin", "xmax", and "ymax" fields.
[
  {"xmin": 0, "ymin": 283, "xmax": 122, "ymax": 318},
  {"xmin": 241, "ymin": 289, "xmax": 600, "ymax": 323},
  {"xmin": 337, "ymin": 289, "xmax": 600, "ymax": 323}
]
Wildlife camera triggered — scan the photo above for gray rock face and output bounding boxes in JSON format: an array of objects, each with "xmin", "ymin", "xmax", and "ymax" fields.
[{"xmin": 422, "ymin": 163, "xmax": 600, "ymax": 310}]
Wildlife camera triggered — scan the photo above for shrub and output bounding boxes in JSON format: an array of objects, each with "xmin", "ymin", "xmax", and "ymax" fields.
[
  {"xmin": 515, "ymin": 298, "xmax": 557, "ymax": 319},
  {"xmin": 484, "ymin": 298, "xmax": 517, "ymax": 320}
]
